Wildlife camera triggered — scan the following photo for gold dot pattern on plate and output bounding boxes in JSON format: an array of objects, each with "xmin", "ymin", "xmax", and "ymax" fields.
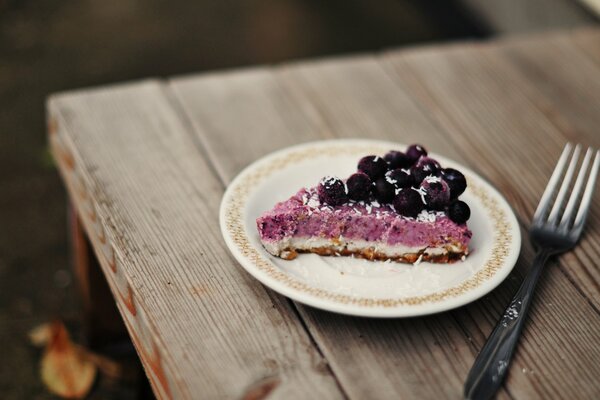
[{"xmin": 225, "ymin": 144, "xmax": 512, "ymax": 307}]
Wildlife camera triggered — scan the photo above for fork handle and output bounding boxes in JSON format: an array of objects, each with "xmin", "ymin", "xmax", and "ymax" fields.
[{"xmin": 464, "ymin": 249, "xmax": 551, "ymax": 400}]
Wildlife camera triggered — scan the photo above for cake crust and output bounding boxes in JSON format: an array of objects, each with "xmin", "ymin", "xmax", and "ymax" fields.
[{"xmin": 281, "ymin": 246, "xmax": 466, "ymax": 263}]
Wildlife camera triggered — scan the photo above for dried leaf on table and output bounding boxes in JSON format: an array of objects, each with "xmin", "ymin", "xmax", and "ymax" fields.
[
  {"xmin": 77, "ymin": 347, "xmax": 123, "ymax": 379},
  {"xmin": 28, "ymin": 322, "xmax": 53, "ymax": 347},
  {"xmin": 40, "ymin": 321, "xmax": 97, "ymax": 399}
]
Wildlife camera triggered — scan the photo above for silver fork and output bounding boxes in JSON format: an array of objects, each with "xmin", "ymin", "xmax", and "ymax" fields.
[{"xmin": 464, "ymin": 143, "xmax": 600, "ymax": 400}]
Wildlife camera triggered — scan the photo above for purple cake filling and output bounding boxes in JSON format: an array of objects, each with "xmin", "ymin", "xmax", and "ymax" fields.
[{"xmin": 257, "ymin": 188, "xmax": 472, "ymax": 248}]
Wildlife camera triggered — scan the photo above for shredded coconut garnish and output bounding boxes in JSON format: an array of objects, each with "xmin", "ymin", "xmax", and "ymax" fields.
[
  {"xmin": 321, "ymin": 175, "xmax": 338, "ymax": 187},
  {"xmin": 412, "ymin": 186, "xmax": 428, "ymax": 204},
  {"xmin": 416, "ymin": 210, "xmax": 437, "ymax": 223},
  {"xmin": 424, "ymin": 175, "xmax": 442, "ymax": 183},
  {"xmin": 401, "ymin": 168, "xmax": 411, "ymax": 174},
  {"xmin": 307, "ymin": 198, "xmax": 320, "ymax": 208},
  {"xmin": 385, "ymin": 173, "xmax": 397, "ymax": 185}
]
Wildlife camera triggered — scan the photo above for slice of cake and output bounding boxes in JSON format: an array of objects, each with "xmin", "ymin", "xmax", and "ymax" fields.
[{"xmin": 256, "ymin": 145, "xmax": 472, "ymax": 263}]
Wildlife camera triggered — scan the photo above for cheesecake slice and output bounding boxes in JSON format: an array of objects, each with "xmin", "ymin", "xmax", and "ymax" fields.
[{"xmin": 256, "ymin": 145, "xmax": 472, "ymax": 264}]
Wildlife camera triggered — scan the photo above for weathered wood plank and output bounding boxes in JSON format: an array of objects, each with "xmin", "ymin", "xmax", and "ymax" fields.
[
  {"xmin": 171, "ymin": 58, "xmax": 511, "ymax": 400},
  {"xmin": 167, "ymin": 68, "xmax": 326, "ymax": 183},
  {"xmin": 458, "ymin": 0, "xmax": 593, "ymax": 33},
  {"xmin": 47, "ymin": 81, "xmax": 344, "ymax": 400},
  {"xmin": 383, "ymin": 39, "xmax": 600, "ymax": 399},
  {"xmin": 571, "ymin": 26, "xmax": 600, "ymax": 66},
  {"xmin": 493, "ymin": 32, "xmax": 600, "ymax": 309},
  {"xmin": 497, "ymin": 31, "xmax": 600, "ymax": 147}
]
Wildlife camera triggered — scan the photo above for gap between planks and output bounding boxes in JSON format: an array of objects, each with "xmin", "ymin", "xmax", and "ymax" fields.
[
  {"xmin": 384, "ymin": 36, "xmax": 597, "ymax": 396},
  {"xmin": 48, "ymin": 82, "xmax": 346, "ymax": 400},
  {"xmin": 159, "ymin": 80, "xmax": 351, "ymax": 400}
]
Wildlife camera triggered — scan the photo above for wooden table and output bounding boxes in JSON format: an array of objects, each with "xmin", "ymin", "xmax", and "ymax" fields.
[{"xmin": 47, "ymin": 28, "xmax": 600, "ymax": 399}]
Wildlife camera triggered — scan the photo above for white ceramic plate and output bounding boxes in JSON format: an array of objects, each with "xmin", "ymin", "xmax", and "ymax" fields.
[{"xmin": 220, "ymin": 140, "xmax": 521, "ymax": 317}]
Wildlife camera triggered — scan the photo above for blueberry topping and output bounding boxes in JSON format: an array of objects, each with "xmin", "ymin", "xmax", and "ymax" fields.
[
  {"xmin": 406, "ymin": 144, "xmax": 427, "ymax": 162},
  {"xmin": 384, "ymin": 150, "xmax": 413, "ymax": 169},
  {"xmin": 411, "ymin": 157, "xmax": 441, "ymax": 184},
  {"xmin": 374, "ymin": 177, "xmax": 396, "ymax": 203},
  {"xmin": 386, "ymin": 168, "xmax": 414, "ymax": 188},
  {"xmin": 346, "ymin": 172, "xmax": 372, "ymax": 201},
  {"xmin": 317, "ymin": 176, "xmax": 348, "ymax": 206},
  {"xmin": 358, "ymin": 155, "xmax": 388, "ymax": 180},
  {"xmin": 448, "ymin": 200, "xmax": 471, "ymax": 224},
  {"xmin": 336, "ymin": 149, "xmax": 471, "ymax": 223},
  {"xmin": 420, "ymin": 177, "xmax": 451, "ymax": 209},
  {"xmin": 415, "ymin": 156, "xmax": 441, "ymax": 170},
  {"xmin": 393, "ymin": 189, "xmax": 424, "ymax": 217},
  {"xmin": 442, "ymin": 168, "xmax": 467, "ymax": 199}
]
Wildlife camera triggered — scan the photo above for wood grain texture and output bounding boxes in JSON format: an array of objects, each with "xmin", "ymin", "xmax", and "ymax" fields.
[
  {"xmin": 383, "ymin": 38, "xmax": 600, "ymax": 399},
  {"xmin": 171, "ymin": 57, "xmax": 512, "ymax": 400},
  {"xmin": 173, "ymin": 31, "xmax": 600, "ymax": 399},
  {"xmin": 70, "ymin": 204, "xmax": 128, "ymax": 347},
  {"xmin": 47, "ymin": 81, "xmax": 343, "ymax": 400},
  {"xmin": 458, "ymin": 0, "xmax": 593, "ymax": 33},
  {"xmin": 494, "ymin": 31, "xmax": 600, "ymax": 309},
  {"xmin": 49, "ymin": 28, "xmax": 600, "ymax": 400},
  {"xmin": 571, "ymin": 27, "xmax": 600, "ymax": 66}
]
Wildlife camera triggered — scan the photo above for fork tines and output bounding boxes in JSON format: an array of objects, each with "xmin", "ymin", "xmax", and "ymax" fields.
[{"xmin": 533, "ymin": 143, "xmax": 600, "ymax": 233}]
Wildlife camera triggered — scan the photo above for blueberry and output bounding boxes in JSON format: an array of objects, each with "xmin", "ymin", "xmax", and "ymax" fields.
[
  {"xmin": 386, "ymin": 169, "xmax": 414, "ymax": 188},
  {"xmin": 411, "ymin": 157, "xmax": 441, "ymax": 184},
  {"xmin": 415, "ymin": 156, "xmax": 441, "ymax": 170},
  {"xmin": 374, "ymin": 177, "xmax": 396, "ymax": 203},
  {"xmin": 346, "ymin": 172, "xmax": 372, "ymax": 201},
  {"xmin": 448, "ymin": 200, "xmax": 471, "ymax": 224},
  {"xmin": 442, "ymin": 168, "xmax": 467, "ymax": 199},
  {"xmin": 358, "ymin": 155, "xmax": 388, "ymax": 180},
  {"xmin": 318, "ymin": 176, "xmax": 348, "ymax": 206},
  {"xmin": 393, "ymin": 189, "xmax": 425, "ymax": 218},
  {"xmin": 406, "ymin": 144, "xmax": 427, "ymax": 162},
  {"xmin": 420, "ymin": 177, "xmax": 451, "ymax": 209},
  {"xmin": 384, "ymin": 150, "xmax": 413, "ymax": 169}
]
